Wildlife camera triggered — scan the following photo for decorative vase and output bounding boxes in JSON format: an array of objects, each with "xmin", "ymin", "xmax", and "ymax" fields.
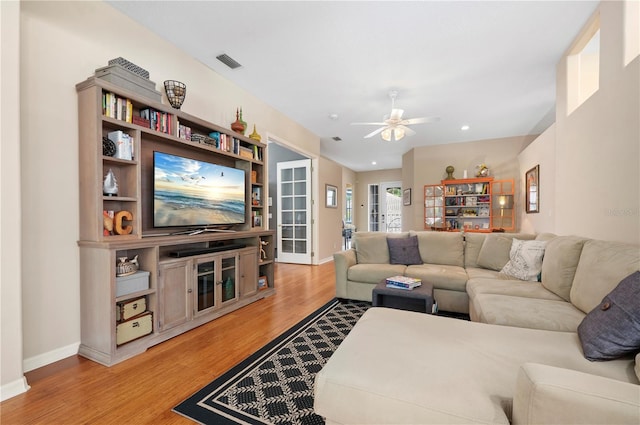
[
  {"xmin": 249, "ymin": 124, "xmax": 261, "ymax": 142},
  {"xmin": 445, "ymin": 165, "xmax": 455, "ymax": 180},
  {"xmin": 164, "ymin": 80, "xmax": 186, "ymax": 109},
  {"xmin": 239, "ymin": 108, "xmax": 247, "ymax": 135},
  {"xmin": 231, "ymin": 108, "xmax": 244, "ymax": 134}
]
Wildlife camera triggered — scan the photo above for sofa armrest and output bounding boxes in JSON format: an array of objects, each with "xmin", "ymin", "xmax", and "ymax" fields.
[
  {"xmin": 513, "ymin": 363, "xmax": 640, "ymax": 425},
  {"xmin": 333, "ymin": 249, "xmax": 356, "ymax": 298}
]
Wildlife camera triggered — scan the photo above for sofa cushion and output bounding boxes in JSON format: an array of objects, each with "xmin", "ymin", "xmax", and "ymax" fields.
[
  {"xmin": 472, "ymin": 293, "xmax": 585, "ymax": 332},
  {"xmin": 501, "ymin": 239, "xmax": 547, "ymax": 281},
  {"xmin": 541, "ymin": 235, "xmax": 587, "ymax": 301},
  {"xmin": 387, "ymin": 235, "xmax": 422, "ymax": 265},
  {"xmin": 410, "ymin": 231, "xmax": 464, "ymax": 267},
  {"xmin": 405, "ymin": 264, "xmax": 468, "ymax": 292},
  {"xmin": 347, "ymin": 263, "xmax": 407, "ymax": 285},
  {"xmin": 477, "ymin": 235, "xmax": 514, "ymax": 271},
  {"xmin": 570, "ymin": 240, "xmax": 640, "ymax": 314},
  {"xmin": 577, "ymin": 271, "xmax": 640, "ymax": 361},
  {"xmin": 353, "ymin": 232, "xmax": 408, "ymax": 264},
  {"xmin": 467, "ymin": 277, "xmax": 564, "ymax": 301},
  {"xmin": 463, "ymin": 233, "xmax": 487, "ymax": 268}
]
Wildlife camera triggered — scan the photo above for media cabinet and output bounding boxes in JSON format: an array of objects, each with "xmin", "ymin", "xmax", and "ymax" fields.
[{"xmin": 76, "ymin": 77, "xmax": 274, "ymax": 366}]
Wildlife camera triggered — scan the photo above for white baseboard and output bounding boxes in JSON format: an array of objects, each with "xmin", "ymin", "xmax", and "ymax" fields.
[
  {"xmin": 318, "ymin": 256, "xmax": 334, "ymax": 265},
  {"xmin": 23, "ymin": 342, "xmax": 80, "ymax": 373},
  {"xmin": 1, "ymin": 377, "xmax": 30, "ymax": 401}
]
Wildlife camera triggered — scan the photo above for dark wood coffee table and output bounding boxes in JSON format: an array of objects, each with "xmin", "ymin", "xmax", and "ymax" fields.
[{"xmin": 372, "ymin": 279, "xmax": 435, "ymax": 314}]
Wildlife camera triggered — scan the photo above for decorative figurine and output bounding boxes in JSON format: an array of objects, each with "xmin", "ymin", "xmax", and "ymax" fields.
[
  {"xmin": 103, "ymin": 169, "xmax": 118, "ymax": 196},
  {"xmin": 116, "ymin": 255, "xmax": 139, "ymax": 277},
  {"xmin": 231, "ymin": 108, "xmax": 244, "ymax": 134},
  {"xmin": 445, "ymin": 165, "xmax": 455, "ymax": 180},
  {"xmin": 476, "ymin": 163, "xmax": 489, "ymax": 177},
  {"xmin": 249, "ymin": 124, "xmax": 262, "ymax": 142},
  {"xmin": 239, "ymin": 108, "xmax": 247, "ymax": 135},
  {"xmin": 260, "ymin": 239, "xmax": 269, "ymax": 262}
]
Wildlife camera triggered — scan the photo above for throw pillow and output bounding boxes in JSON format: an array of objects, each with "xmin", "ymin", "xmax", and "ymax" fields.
[
  {"xmin": 500, "ymin": 239, "xmax": 547, "ymax": 281},
  {"xmin": 387, "ymin": 235, "xmax": 422, "ymax": 265},
  {"xmin": 577, "ymin": 271, "xmax": 640, "ymax": 361}
]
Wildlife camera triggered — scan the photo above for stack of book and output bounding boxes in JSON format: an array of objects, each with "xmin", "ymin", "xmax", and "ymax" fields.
[{"xmin": 385, "ymin": 276, "xmax": 421, "ymax": 290}]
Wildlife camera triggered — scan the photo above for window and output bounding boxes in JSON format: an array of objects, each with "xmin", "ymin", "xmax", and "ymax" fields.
[
  {"xmin": 567, "ymin": 16, "xmax": 600, "ymax": 115},
  {"xmin": 624, "ymin": 0, "xmax": 640, "ymax": 66}
]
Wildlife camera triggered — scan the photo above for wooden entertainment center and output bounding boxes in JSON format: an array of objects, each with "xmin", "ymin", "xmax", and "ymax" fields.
[{"xmin": 76, "ymin": 77, "xmax": 275, "ymax": 366}]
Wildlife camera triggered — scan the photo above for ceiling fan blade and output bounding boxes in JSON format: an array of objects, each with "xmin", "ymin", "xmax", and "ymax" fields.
[
  {"xmin": 389, "ymin": 108, "xmax": 404, "ymax": 120},
  {"xmin": 397, "ymin": 125, "xmax": 416, "ymax": 137},
  {"xmin": 402, "ymin": 116, "xmax": 441, "ymax": 125},
  {"xmin": 351, "ymin": 121, "xmax": 387, "ymax": 126},
  {"xmin": 363, "ymin": 127, "xmax": 387, "ymax": 138}
]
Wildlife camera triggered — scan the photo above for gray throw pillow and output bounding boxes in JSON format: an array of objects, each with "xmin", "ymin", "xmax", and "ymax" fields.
[
  {"xmin": 577, "ymin": 271, "xmax": 640, "ymax": 361},
  {"xmin": 387, "ymin": 236, "xmax": 422, "ymax": 265}
]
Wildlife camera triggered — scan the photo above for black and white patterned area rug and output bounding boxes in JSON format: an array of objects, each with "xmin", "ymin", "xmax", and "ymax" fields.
[{"xmin": 173, "ymin": 298, "xmax": 370, "ymax": 425}]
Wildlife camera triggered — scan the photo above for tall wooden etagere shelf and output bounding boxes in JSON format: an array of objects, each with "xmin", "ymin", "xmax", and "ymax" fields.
[{"xmin": 77, "ymin": 77, "xmax": 275, "ymax": 366}]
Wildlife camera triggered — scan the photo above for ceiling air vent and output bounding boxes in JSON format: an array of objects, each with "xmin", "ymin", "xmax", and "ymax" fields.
[
  {"xmin": 332, "ymin": 136, "xmax": 342, "ymax": 142},
  {"xmin": 216, "ymin": 54, "xmax": 242, "ymax": 70}
]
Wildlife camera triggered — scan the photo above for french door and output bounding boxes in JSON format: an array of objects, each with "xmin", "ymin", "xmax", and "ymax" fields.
[
  {"xmin": 276, "ymin": 159, "xmax": 312, "ymax": 264},
  {"xmin": 369, "ymin": 181, "xmax": 402, "ymax": 232}
]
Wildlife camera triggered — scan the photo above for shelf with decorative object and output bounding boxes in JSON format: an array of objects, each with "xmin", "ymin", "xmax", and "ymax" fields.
[
  {"xmin": 424, "ymin": 177, "xmax": 515, "ymax": 232},
  {"xmin": 77, "ymin": 76, "xmax": 274, "ymax": 366}
]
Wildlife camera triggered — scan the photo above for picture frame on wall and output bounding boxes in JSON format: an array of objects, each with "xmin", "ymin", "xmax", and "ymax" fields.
[
  {"xmin": 403, "ymin": 188, "xmax": 412, "ymax": 206},
  {"xmin": 326, "ymin": 184, "xmax": 338, "ymax": 208},
  {"xmin": 525, "ymin": 165, "xmax": 540, "ymax": 213}
]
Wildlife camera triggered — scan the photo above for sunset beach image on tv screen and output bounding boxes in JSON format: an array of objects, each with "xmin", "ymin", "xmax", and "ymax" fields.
[{"xmin": 153, "ymin": 151, "xmax": 246, "ymax": 227}]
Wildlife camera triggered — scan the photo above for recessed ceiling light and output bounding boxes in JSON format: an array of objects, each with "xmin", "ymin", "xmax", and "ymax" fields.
[
  {"xmin": 329, "ymin": 113, "xmax": 339, "ymax": 120},
  {"xmin": 461, "ymin": 125, "xmax": 470, "ymax": 131},
  {"xmin": 372, "ymin": 161, "xmax": 377, "ymax": 165}
]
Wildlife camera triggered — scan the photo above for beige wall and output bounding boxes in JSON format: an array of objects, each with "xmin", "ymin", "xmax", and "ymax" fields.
[
  {"xmin": 554, "ymin": 1, "xmax": 639, "ymax": 244},
  {"xmin": 317, "ymin": 157, "xmax": 344, "ymax": 262},
  {"xmin": 15, "ymin": 0, "xmax": 320, "ymax": 378},
  {"xmin": 517, "ymin": 125, "xmax": 557, "ymax": 234},
  {"xmin": 1, "ymin": 0, "xmax": 29, "ymax": 400},
  {"xmin": 401, "ymin": 149, "xmax": 416, "ymax": 231},
  {"xmin": 404, "ymin": 135, "xmax": 536, "ymax": 231},
  {"xmin": 354, "ymin": 169, "xmax": 402, "ymax": 231}
]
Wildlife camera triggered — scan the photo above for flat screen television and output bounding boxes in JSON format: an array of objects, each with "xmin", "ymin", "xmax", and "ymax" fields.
[{"xmin": 153, "ymin": 151, "xmax": 246, "ymax": 228}]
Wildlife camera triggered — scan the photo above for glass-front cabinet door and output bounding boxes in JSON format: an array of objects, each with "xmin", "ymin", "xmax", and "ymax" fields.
[
  {"xmin": 423, "ymin": 184, "xmax": 444, "ymax": 230},
  {"xmin": 196, "ymin": 259, "xmax": 216, "ymax": 313},
  {"xmin": 220, "ymin": 254, "xmax": 238, "ymax": 305},
  {"xmin": 194, "ymin": 253, "xmax": 238, "ymax": 316}
]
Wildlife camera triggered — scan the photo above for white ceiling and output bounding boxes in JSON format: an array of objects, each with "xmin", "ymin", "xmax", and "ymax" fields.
[{"xmin": 108, "ymin": 1, "xmax": 599, "ymax": 172}]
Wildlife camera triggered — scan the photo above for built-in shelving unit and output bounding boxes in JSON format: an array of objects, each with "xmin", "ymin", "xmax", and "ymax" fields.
[
  {"xmin": 76, "ymin": 77, "xmax": 275, "ymax": 366},
  {"xmin": 424, "ymin": 177, "xmax": 515, "ymax": 232}
]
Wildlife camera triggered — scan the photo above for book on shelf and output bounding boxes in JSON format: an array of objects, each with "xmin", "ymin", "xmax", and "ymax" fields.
[{"xmin": 386, "ymin": 281, "xmax": 422, "ymax": 290}]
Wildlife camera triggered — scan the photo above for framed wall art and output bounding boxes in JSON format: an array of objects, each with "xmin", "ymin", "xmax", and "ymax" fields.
[
  {"xmin": 525, "ymin": 165, "xmax": 539, "ymax": 213},
  {"xmin": 403, "ymin": 188, "xmax": 412, "ymax": 206}
]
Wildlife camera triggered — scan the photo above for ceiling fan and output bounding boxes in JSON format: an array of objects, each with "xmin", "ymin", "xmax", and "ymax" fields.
[{"xmin": 351, "ymin": 90, "xmax": 439, "ymax": 141}]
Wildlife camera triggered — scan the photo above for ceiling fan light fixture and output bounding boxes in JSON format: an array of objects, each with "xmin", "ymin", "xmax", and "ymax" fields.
[
  {"xmin": 394, "ymin": 127, "xmax": 405, "ymax": 141},
  {"xmin": 381, "ymin": 128, "xmax": 392, "ymax": 141}
]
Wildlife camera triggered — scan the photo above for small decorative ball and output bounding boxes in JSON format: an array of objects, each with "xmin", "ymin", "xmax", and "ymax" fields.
[{"xmin": 102, "ymin": 137, "xmax": 116, "ymax": 157}]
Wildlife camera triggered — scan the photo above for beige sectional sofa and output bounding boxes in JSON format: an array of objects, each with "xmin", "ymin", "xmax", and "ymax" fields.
[{"xmin": 316, "ymin": 231, "xmax": 640, "ymax": 424}]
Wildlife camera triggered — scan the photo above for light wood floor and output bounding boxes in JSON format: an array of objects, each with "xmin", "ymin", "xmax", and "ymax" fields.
[{"xmin": 1, "ymin": 262, "xmax": 337, "ymax": 424}]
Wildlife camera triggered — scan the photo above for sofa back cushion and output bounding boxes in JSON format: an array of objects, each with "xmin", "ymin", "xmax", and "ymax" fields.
[
  {"xmin": 473, "ymin": 233, "xmax": 537, "ymax": 271},
  {"xmin": 410, "ymin": 231, "xmax": 464, "ymax": 267},
  {"xmin": 353, "ymin": 232, "xmax": 409, "ymax": 264},
  {"xmin": 570, "ymin": 239, "xmax": 640, "ymax": 313},
  {"xmin": 463, "ymin": 233, "xmax": 487, "ymax": 268},
  {"xmin": 541, "ymin": 236, "xmax": 587, "ymax": 301}
]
